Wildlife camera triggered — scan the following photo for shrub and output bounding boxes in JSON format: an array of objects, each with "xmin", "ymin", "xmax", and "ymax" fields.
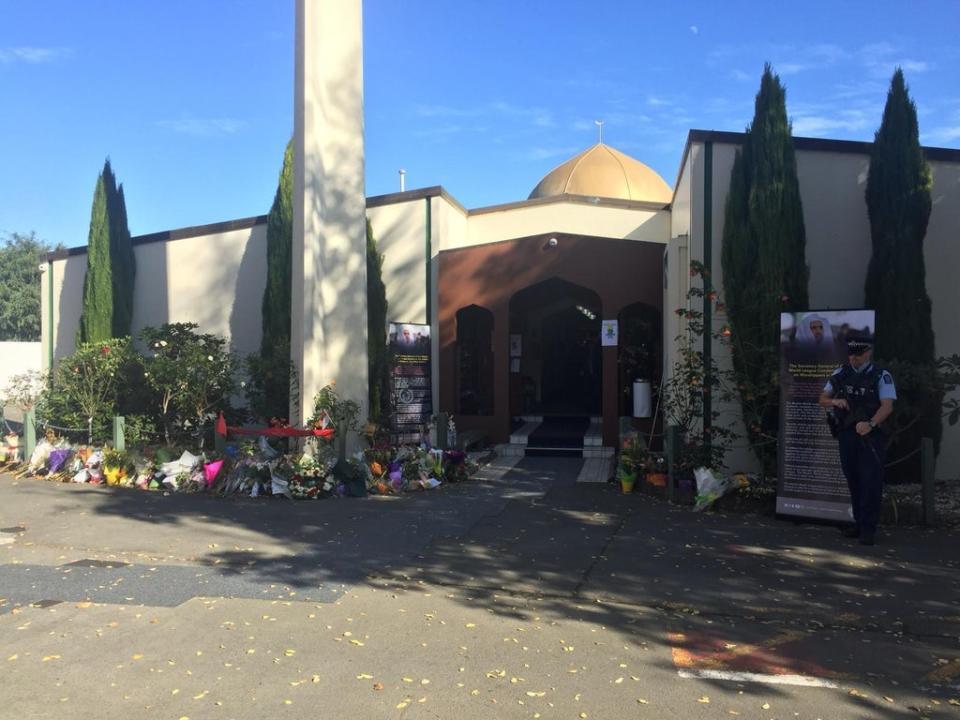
[{"xmin": 140, "ymin": 323, "xmax": 238, "ymax": 447}]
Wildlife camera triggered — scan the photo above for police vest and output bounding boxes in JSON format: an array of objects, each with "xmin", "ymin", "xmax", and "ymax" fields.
[{"xmin": 828, "ymin": 364, "xmax": 884, "ymax": 432}]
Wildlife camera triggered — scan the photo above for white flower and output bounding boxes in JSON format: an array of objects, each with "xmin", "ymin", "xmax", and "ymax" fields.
[
  {"xmin": 240, "ymin": 381, "xmax": 246, "ymax": 388},
  {"xmin": 207, "ymin": 355, "xmax": 214, "ymax": 361},
  {"xmin": 159, "ymin": 340, "xmax": 168, "ymax": 347}
]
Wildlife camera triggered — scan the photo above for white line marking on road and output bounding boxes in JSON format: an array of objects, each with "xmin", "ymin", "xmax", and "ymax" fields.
[{"xmin": 677, "ymin": 669, "xmax": 838, "ymax": 688}]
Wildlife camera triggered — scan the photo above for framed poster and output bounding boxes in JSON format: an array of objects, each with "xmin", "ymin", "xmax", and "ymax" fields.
[
  {"xmin": 388, "ymin": 322, "xmax": 432, "ymax": 444},
  {"xmin": 776, "ymin": 309, "xmax": 875, "ymax": 521},
  {"xmin": 510, "ymin": 334, "xmax": 522, "ymax": 357},
  {"xmin": 601, "ymin": 320, "xmax": 618, "ymax": 346}
]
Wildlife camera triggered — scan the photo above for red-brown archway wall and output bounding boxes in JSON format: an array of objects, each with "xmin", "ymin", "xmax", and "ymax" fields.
[{"xmin": 438, "ymin": 232, "xmax": 664, "ymax": 447}]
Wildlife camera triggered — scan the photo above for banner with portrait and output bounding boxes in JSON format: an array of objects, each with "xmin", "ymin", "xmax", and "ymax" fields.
[
  {"xmin": 776, "ymin": 309, "xmax": 875, "ymax": 521},
  {"xmin": 388, "ymin": 322, "xmax": 433, "ymax": 444}
]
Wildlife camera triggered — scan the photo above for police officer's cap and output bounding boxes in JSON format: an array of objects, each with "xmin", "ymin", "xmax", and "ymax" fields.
[{"xmin": 846, "ymin": 334, "xmax": 874, "ymax": 355}]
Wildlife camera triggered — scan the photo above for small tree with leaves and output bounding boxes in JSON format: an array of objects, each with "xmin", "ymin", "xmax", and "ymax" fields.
[
  {"xmin": 140, "ymin": 323, "xmax": 237, "ymax": 446},
  {"xmin": 47, "ymin": 338, "xmax": 134, "ymax": 443},
  {"xmin": 664, "ymin": 261, "xmax": 738, "ymax": 473}
]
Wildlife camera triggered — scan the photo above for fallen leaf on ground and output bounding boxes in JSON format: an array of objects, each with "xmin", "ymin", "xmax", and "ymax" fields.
[
  {"xmin": 356, "ymin": 673, "xmax": 373, "ymax": 680},
  {"xmin": 698, "ymin": 696, "xmax": 710, "ymax": 704}
]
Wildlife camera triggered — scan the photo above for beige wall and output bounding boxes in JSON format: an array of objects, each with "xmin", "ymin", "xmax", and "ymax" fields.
[
  {"xmin": 368, "ymin": 198, "xmax": 429, "ymax": 325},
  {"xmin": 43, "ymin": 222, "xmax": 268, "ymax": 368},
  {"xmin": 463, "ymin": 200, "xmax": 670, "ymax": 250},
  {"xmin": 0, "ymin": 342, "xmax": 42, "ymax": 392}
]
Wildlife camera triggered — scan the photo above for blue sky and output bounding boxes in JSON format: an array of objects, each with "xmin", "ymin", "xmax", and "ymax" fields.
[{"xmin": 1, "ymin": 0, "xmax": 958, "ymax": 249}]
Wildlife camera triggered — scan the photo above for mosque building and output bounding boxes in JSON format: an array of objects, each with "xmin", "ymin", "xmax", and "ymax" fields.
[{"xmin": 39, "ymin": 1, "xmax": 960, "ymax": 477}]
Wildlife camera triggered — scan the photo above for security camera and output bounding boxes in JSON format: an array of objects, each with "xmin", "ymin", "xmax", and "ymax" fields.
[
  {"xmin": 547, "ymin": 237, "xmax": 558, "ymax": 248},
  {"xmin": 38, "ymin": 263, "xmax": 47, "ymax": 272}
]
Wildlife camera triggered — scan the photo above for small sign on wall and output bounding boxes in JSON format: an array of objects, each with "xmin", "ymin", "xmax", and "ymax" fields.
[
  {"xmin": 601, "ymin": 320, "xmax": 618, "ymax": 346},
  {"xmin": 509, "ymin": 334, "xmax": 522, "ymax": 357}
]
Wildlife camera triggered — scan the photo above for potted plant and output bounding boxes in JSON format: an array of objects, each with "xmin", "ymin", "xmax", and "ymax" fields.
[
  {"xmin": 645, "ymin": 453, "xmax": 668, "ymax": 488},
  {"xmin": 617, "ymin": 433, "xmax": 648, "ymax": 494},
  {"xmin": 102, "ymin": 448, "xmax": 134, "ymax": 486}
]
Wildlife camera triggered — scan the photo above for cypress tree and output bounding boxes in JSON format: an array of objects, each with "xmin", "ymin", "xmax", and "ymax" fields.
[
  {"xmin": 865, "ymin": 69, "xmax": 933, "ymax": 363},
  {"xmin": 78, "ymin": 164, "xmax": 114, "ymax": 344},
  {"xmin": 864, "ymin": 69, "xmax": 940, "ymax": 467},
  {"xmin": 110, "ymin": 181, "xmax": 136, "ymax": 337},
  {"xmin": 721, "ymin": 64, "xmax": 809, "ymax": 470},
  {"xmin": 256, "ymin": 140, "xmax": 294, "ymax": 421},
  {"xmin": 366, "ymin": 220, "xmax": 389, "ymax": 422}
]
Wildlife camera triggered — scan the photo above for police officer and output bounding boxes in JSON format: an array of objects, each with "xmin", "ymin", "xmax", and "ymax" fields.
[{"xmin": 818, "ymin": 334, "xmax": 896, "ymax": 545}]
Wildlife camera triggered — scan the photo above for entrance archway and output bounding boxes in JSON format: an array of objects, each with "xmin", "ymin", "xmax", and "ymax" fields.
[{"xmin": 509, "ymin": 278, "xmax": 602, "ymax": 417}]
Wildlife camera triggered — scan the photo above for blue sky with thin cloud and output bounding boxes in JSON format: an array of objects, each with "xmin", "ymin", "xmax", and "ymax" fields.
[{"xmin": 1, "ymin": 0, "xmax": 958, "ymax": 248}]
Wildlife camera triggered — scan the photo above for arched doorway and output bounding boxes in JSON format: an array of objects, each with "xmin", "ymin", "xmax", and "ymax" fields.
[
  {"xmin": 455, "ymin": 305, "xmax": 494, "ymax": 416},
  {"xmin": 509, "ymin": 278, "xmax": 602, "ymax": 417}
]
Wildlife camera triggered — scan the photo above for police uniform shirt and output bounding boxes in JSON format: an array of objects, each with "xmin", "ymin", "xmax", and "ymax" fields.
[{"xmin": 823, "ymin": 363, "xmax": 898, "ymax": 401}]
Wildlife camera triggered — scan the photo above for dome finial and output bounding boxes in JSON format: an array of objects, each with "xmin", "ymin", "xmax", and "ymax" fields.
[{"xmin": 594, "ymin": 119, "xmax": 604, "ymax": 145}]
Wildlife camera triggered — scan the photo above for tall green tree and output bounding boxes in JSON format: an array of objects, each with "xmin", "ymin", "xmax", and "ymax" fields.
[
  {"xmin": 78, "ymin": 163, "xmax": 114, "ymax": 343},
  {"xmin": 78, "ymin": 159, "xmax": 135, "ymax": 343},
  {"xmin": 864, "ymin": 69, "xmax": 940, "ymax": 467},
  {"xmin": 721, "ymin": 64, "xmax": 809, "ymax": 470},
  {"xmin": 251, "ymin": 140, "xmax": 295, "ymax": 421},
  {"xmin": 110, "ymin": 182, "xmax": 136, "ymax": 337},
  {"xmin": 366, "ymin": 220, "xmax": 389, "ymax": 422},
  {"xmin": 865, "ymin": 69, "xmax": 933, "ymax": 363},
  {"xmin": 0, "ymin": 232, "xmax": 51, "ymax": 341}
]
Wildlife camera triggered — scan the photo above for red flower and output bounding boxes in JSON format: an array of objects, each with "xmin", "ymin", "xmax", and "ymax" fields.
[{"xmin": 101, "ymin": 346, "xmax": 110, "ymax": 354}]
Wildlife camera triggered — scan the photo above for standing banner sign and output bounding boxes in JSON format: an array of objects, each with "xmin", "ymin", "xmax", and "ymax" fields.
[
  {"xmin": 776, "ymin": 309, "xmax": 875, "ymax": 521},
  {"xmin": 388, "ymin": 322, "xmax": 432, "ymax": 444}
]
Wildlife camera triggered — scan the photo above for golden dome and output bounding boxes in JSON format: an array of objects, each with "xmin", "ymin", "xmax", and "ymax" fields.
[{"xmin": 528, "ymin": 143, "xmax": 672, "ymax": 204}]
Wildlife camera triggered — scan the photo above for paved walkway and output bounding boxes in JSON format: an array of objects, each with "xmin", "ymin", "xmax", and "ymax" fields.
[{"xmin": 1, "ymin": 458, "xmax": 958, "ymax": 719}]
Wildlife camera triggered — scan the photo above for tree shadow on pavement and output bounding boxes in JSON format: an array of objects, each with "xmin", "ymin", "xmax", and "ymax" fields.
[{"xmin": 68, "ymin": 456, "xmax": 960, "ymax": 716}]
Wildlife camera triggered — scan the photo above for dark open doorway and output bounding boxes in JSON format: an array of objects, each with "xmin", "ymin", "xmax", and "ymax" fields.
[{"xmin": 509, "ymin": 278, "xmax": 602, "ymax": 417}]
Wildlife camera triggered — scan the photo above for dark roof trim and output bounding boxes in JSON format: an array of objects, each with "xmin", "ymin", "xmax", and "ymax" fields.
[
  {"xmin": 366, "ymin": 185, "xmax": 467, "ymax": 214},
  {"xmin": 437, "ymin": 230, "xmax": 668, "ymax": 257},
  {"xmin": 468, "ymin": 193, "xmax": 669, "ymax": 216},
  {"xmin": 47, "ymin": 214, "xmax": 269, "ymax": 260},
  {"xmin": 674, "ymin": 128, "xmax": 960, "ymax": 197}
]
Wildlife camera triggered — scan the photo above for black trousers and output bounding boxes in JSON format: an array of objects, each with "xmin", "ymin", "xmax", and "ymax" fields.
[{"xmin": 837, "ymin": 430, "xmax": 886, "ymax": 533}]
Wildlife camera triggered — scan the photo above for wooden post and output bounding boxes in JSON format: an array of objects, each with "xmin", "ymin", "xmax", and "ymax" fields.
[
  {"xmin": 112, "ymin": 416, "xmax": 125, "ymax": 451},
  {"xmin": 920, "ymin": 437, "xmax": 936, "ymax": 526},
  {"xmin": 24, "ymin": 410, "xmax": 36, "ymax": 463}
]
